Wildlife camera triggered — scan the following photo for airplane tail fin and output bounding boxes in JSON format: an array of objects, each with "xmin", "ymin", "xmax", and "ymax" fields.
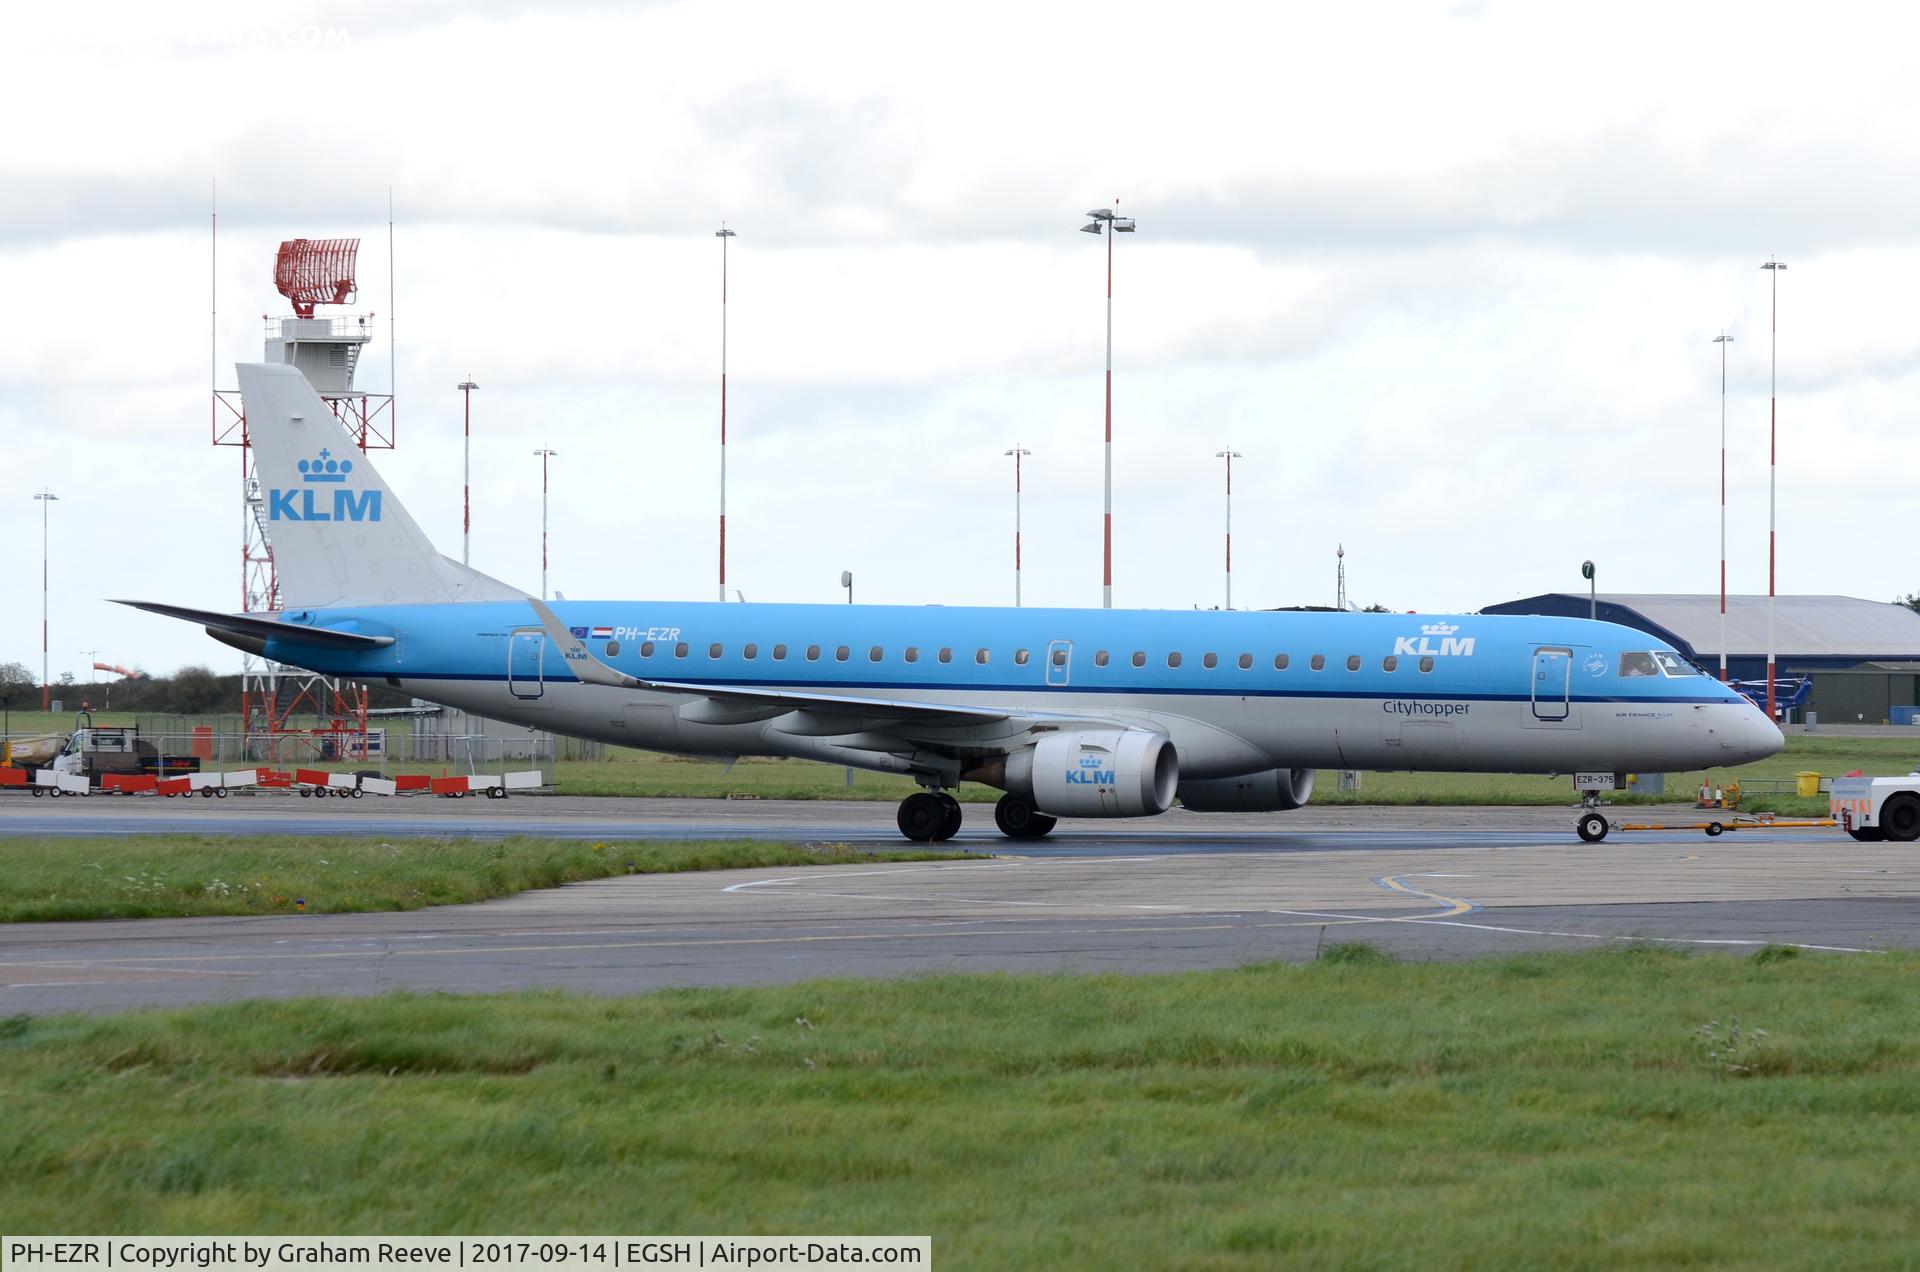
[{"xmin": 236, "ymin": 361, "xmax": 519, "ymax": 607}]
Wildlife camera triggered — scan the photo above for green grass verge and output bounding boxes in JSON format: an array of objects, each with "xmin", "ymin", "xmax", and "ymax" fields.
[
  {"xmin": 6, "ymin": 948, "xmax": 1920, "ymax": 1263},
  {"xmin": 0, "ymin": 836, "xmax": 971, "ymax": 923}
]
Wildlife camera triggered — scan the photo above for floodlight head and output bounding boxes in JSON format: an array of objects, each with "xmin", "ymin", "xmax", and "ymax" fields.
[
  {"xmin": 1712, "ymin": 333, "xmax": 1733, "ymax": 344},
  {"xmin": 1761, "ymin": 258, "xmax": 1787, "ymax": 270},
  {"xmin": 716, "ymin": 228, "xmax": 736, "ymax": 238},
  {"xmin": 1113, "ymin": 218, "xmax": 1136, "ymax": 232},
  {"xmin": 1080, "ymin": 221, "xmax": 1103, "ymax": 234},
  {"xmin": 1086, "ymin": 209, "xmax": 1115, "ymax": 220},
  {"xmin": 457, "ymin": 379, "xmax": 478, "ymax": 390}
]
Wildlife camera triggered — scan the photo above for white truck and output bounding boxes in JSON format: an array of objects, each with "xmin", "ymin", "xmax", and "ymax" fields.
[{"xmin": 1830, "ymin": 774, "xmax": 1920, "ymax": 842}]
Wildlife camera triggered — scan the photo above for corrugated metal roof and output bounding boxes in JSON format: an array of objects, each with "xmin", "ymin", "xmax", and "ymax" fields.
[{"xmin": 1496, "ymin": 594, "xmax": 1920, "ymax": 659}]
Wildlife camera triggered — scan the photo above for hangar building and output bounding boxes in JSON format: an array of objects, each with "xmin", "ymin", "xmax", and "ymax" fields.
[{"xmin": 1479, "ymin": 594, "xmax": 1920, "ymax": 686}]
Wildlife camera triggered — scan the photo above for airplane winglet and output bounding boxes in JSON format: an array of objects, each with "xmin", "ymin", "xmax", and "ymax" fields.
[{"xmin": 525, "ymin": 597, "xmax": 644, "ymax": 689}]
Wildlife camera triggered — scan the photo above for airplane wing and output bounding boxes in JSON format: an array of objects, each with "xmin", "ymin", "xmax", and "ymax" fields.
[
  {"xmin": 525, "ymin": 597, "xmax": 1018, "ymax": 728},
  {"xmin": 113, "ymin": 600, "xmax": 396, "ymax": 650}
]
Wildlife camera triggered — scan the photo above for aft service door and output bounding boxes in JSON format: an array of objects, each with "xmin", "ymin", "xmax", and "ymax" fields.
[
  {"xmin": 1045, "ymin": 640, "xmax": 1073, "ymax": 687},
  {"xmin": 507, "ymin": 629, "xmax": 546, "ymax": 700},
  {"xmin": 1530, "ymin": 647, "xmax": 1571, "ymax": 721}
]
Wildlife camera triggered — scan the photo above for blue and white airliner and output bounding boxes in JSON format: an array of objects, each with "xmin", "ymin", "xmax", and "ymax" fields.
[{"xmin": 123, "ymin": 363, "xmax": 1783, "ymax": 843}]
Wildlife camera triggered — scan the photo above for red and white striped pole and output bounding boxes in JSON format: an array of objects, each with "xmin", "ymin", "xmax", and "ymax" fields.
[
  {"xmin": 717, "ymin": 225, "xmax": 735, "ymax": 602},
  {"xmin": 1216, "ymin": 449, "xmax": 1241, "ymax": 609},
  {"xmin": 1080, "ymin": 202, "xmax": 1135, "ymax": 608},
  {"xmin": 533, "ymin": 448, "xmax": 558, "ymax": 600},
  {"xmin": 35, "ymin": 489, "xmax": 57, "ymax": 712},
  {"xmin": 1005, "ymin": 447, "xmax": 1030, "ymax": 606},
  {"xmin": 456, "ymin": 379, "xmax": 477, "ymax": 566},
  {"xmin": 1761, "ymin": 258, "xmax": 1786, "ymax": 721},
  {"xmin": 1713, "ymin": 331, "xmax": 1733, "ymax": 681}
]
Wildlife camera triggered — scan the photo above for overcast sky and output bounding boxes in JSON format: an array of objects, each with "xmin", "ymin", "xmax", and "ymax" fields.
[{"xmin": 4, "ymin": 0, "xmax": 1918, "ymax": 681}]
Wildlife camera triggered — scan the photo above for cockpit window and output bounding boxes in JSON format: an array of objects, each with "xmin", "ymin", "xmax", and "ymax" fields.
[
  {"xmin": 1619, "ymin": 652, "xmax": 1659, "ymax": 678},
  {"xmin": 1653, "ymin": 651, "xmax": 1698, "ymax": 677}
]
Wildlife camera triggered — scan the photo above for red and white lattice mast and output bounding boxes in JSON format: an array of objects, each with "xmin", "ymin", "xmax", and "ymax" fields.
[{"xmin": 212, "ymin": 234, "xmax": 395, "ymax": 761}]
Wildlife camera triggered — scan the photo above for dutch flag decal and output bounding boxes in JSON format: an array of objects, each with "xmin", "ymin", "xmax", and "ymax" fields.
[{"xmin": 590, "ymin": 626, "xmax": 614, "ymax": 639}]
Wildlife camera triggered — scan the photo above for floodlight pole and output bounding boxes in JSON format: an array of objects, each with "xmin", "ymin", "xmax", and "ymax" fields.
[
  {"xmin": 1216, "ymin": 449, "xmax": 1242, "ymax": 609},
  {"xmin": 717, "ymin": 225, "xmax": 735, "ymax": 602},
  {"xmin": 1761, "ymin": 258, "xmax": 1787, "ymax": 721},
  {"xmin": 533, "ymin": 449, "xmax": 558, "ymax": 600},
  {"xmin": 1081, "ymin": 202, "xmax": 1135, "ymax": 608},
  {"xmin": 1713, "ymin": 332, "xmax": 1734, "ymax": 681},
  {"xmin": 34, "ymin": 490, "xmax": 57, "ymax": 711},
  {"xmin": 457, "ymin": 379, "xmax": 478, "ymax": 566},
  {"xmin": 1004, "ymin": 447, "xmax": 1030, "ymax": 606}
]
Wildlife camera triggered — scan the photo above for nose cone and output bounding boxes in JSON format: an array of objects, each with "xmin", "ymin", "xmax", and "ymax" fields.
[{"xmin": 1737, "ymin": 703, "xmax": 1785, "ymax": 763}]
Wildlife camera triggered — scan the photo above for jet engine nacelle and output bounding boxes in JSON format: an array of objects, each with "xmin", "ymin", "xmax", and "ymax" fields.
[
  {"xmin": 1177, "ymin": 767, "xmax": 1317, "ymax": 813},
  {"xmin": 1005, "ymin": 729, "xmax": 1179, "ymax": 818}
]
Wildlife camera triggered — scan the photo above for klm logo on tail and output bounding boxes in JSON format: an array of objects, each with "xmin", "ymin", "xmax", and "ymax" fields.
[{"xmin": 268, "ymin": 449, "xmax": 382, "ymax": 523}]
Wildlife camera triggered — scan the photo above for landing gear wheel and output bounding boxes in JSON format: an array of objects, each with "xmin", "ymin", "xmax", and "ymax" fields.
[
  {"xmin": 897, "ymin": 792, "xmax": 946, "ymax": 842},
  {"xmin": 937, "ymin": 793, "xmax": 962, "ymax": 841},
  {"xmin": 1883, "ymin": 796, "xmax": 1920, "ymax": 843},
  {"xmin": 993, "ymin": 794, "xmax": 1058, "ymax": 840},
  {"xmin": 1576, "ymin": 811, "xmax": 1609, "ymax": 843}
]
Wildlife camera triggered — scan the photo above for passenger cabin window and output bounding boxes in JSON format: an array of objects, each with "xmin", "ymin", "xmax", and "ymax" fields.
[
  {"xmin": 1346, "ymin": 655, "xmax": 1362, "ymax": 672},
  {"xmin": 1166, "ymin": 652, "xmax": 1183, "ymax": 669},
  {"xmin": 743, "ymin": 644, "xmax": 758, "ymax": 660},
  {"xmin": 806, "ymin": 645, "xmax": 821, "ymax": 661},
  {"xmin": 1014, "ymin": 649, "xmax": 1030, "ymax": 666},
  {"xmin": 1132, "ymin": 652, "xmax": 1146, "ymax": 668},
  {"xmin": 1382, "ymin": 655, "xmax": 1398, "ymax": 672},
  {"xmin": 1653, "ymin": 651, "xmax": 1698, "ymax": 677},
  {"xmin": 938, "ymin": 648, "xmax": 953, "ymax": 663},
  {"xmin": 640, "ymin": 641, "xmax": 655, "ymax": 657},
  {"xmin": 772, "ymin": 644, "xmax": 787, "ymax": 660},
  {"xmin": 1238, "ymin": 653, "xmax": 1253, "ymax": 670},
  {"xmin": 904, "ymin": 647, "xmax": 919, "ymax": 663},
  {"xmin": 1094, "ymin": 651, "xmax": 1110, "ymax": 667},
  {"xmin": 975, "ymin": 649, "xmax": 990, "ymax": 665},
  {"xmin": 1310, "ymin": 654, "xmax": 1326, "ymax": 671},
  {"xmin": 1419, "ymin": 656, "xmax": 1434, "ymax": 673},
  {"xmin": 1273, "ymin": 654, "xmax": 1289, "ymax": 670},
  {"xmin": 869, "ymin": 646, "xmax": 883, "ymax": 662},
  {"xmin": 605, "ymin": 640, "xmax": 620, "ymax": 657},
  {"xmin": 835, "ymin": 645, "xmax": 850, "ymax": 662},
  {"xmin": 709, "ymin": 643, "xmax": 723, "ymax": 659},
  {"xmin": 1202, "ymin": 652, "xmax": 1218, "ymax": 669},
  {"xmin": 1051, "ymin": 648, "xmax": 1067, "ymax": 667},
  {"xmin": 675, "ymin": 642, "xmax": 689, "ymax": 658},
  {"xmin": 1620, "ymin": 651, "xmax": 1660, "ymax": 678}
]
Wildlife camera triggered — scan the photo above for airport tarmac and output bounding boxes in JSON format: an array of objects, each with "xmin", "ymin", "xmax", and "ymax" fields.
[{"xmin": 2, "ymin": 795, "xmax": 1917, "ymax": 1013}]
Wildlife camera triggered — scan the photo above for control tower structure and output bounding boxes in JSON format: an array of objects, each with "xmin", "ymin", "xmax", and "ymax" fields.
[{"xmin": 212, "ymin": 237, "xmax": 395, "ymax": 761}]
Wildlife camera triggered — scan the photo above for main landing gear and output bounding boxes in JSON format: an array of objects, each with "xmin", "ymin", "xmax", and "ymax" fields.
[
  {"xmin": 992, "ymin": 793, "xmax": 1057, "ymax": 840},
  {"xmin": 894, "ymin": 790, "xmax": 1060, "ymax": 843},
  {"xmin": 897, "ymin": 791, "xmax": 963, "ymax": 843}
]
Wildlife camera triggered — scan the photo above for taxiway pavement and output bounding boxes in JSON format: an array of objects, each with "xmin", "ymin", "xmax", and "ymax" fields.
[{"xmin": 1, "ymin": 795, "xmax": 1913, "ymax": 1013}]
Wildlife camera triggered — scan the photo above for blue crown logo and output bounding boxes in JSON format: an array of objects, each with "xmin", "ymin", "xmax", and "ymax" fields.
[{"xmin": 298, "ymin": 449, "xmax": 353, "ymax": 484}]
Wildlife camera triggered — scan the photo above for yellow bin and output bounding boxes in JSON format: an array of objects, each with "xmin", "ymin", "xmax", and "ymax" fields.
[{"xmin": 1796, "ymin": 772, "xmax": 1821, "ymax": 798}]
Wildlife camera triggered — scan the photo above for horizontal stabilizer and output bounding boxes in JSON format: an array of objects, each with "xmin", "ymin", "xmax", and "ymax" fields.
[{"xmin": 113, "ymin": 600, "xmax": 395, "ymax": 650}]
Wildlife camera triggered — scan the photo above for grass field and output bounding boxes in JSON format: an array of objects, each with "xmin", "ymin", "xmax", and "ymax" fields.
[
  {"xmin": 0, "ymin": 836, "xmax": 969, "ymax": 923},
  {"xmin": 5, "ymin": 947, "xmax": 1920, "ymax": 1263}
]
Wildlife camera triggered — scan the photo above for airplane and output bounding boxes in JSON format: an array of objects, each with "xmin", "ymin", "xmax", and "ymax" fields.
[{"xmin": 121, "ymin": 362, "xmax": 1785, "ymax": 844}]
